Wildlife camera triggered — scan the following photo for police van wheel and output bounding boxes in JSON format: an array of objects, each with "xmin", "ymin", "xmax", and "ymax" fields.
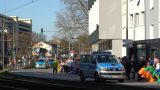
[
  {"xmin": 101, "ymin": 79, "xmax": 106, "ymax": 82},
  {"xmin": 118, "ymin": 79, "xmax": 124, "ymax": 82},
  {"xmin": 79, "ymin": 73, "xmax": 85, "ymax": 81},
  {"xmin": 94, "ymin": 73, "xmax": 100, "ymax": 81}
]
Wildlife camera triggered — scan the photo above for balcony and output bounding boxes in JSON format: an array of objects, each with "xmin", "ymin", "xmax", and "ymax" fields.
[
  {"xmin": 88, "ymin": 0, "xmax": 96, "ymax": 10},
  {"xmin": 89, "ymin": 24, "xmax": 100, "ymax": 44}
]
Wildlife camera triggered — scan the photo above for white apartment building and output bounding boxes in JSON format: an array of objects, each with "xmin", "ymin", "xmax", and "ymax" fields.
[
  {"xmin": 89, "ymin": 0, "xmax": 160, "ymax": 60},
  {"xmin": 89, "ymin": 0, "xmax": 123, "ymax": 57},
  {"xmin": 127, "ymin": 0, "xmax": 160, "ymax": 61}
]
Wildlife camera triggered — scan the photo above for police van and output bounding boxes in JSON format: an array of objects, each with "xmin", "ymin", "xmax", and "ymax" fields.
[{"xmin": 79, "ymin": 51, "xmax": 125, "ymax": 82}]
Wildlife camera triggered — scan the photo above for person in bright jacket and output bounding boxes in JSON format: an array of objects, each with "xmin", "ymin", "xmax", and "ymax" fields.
[
  {"xmin": 57, "ymin": 60, "xmax": 61, "ymax": 73},
  {"xmin": 53, "ymin": 58, "xmax": 58, "ymax": 74}
]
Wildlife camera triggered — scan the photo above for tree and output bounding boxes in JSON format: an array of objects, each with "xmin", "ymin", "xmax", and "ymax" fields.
[
  {"xmin": 69, "ymin": 33, "xmax": 91, "ymax": 53},
  {"xmin": 58, "ymin": 38, "xmax": 70, "ymax": 54},
  {"xmin": 61, "ymin": 0, "xmax": 88, "ymax": 16},
  {"xmin": 79, "ymin": 34, "xmax": 91, "ymax": 52},
  {"xmin": 55, "ymin": 0, "xmax": 89, "ymax": 39},
  {"xmin": 31, "ymin": 32, "xmax": 46, "ymax": 43},
  {"xmin": 54, "ymin": 0, "xmax": 91, "ymax": 53}
]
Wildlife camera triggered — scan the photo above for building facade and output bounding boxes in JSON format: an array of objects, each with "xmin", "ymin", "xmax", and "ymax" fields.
[
  {"xmin": 89, "ymin": 0, "xmax": 123, "ymax": 57},
  {"xmin": 127, "ymin": 0, "xmax": 160, "ymax": 62},
  {"xmin": 11, "ymin": 16, "xmax": 32, "ymax": 60},
  {"xmin": 0, "ymin": 14, "xmax": 16, "ymax": 67},
  {"xmin": 0, "ymin": 14, "xmax": 32, "ymax": 68},
  {"xmin": 89, "ymin": 0, "xmax": 160, "ymax": 62}
]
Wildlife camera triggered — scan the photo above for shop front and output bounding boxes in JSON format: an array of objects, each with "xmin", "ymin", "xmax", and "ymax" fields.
[{"xmin": 130, "ymin": 38, "xmax": 160, "ymax": 65}]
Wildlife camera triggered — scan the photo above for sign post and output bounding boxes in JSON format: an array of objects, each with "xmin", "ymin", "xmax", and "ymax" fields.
[{"xmin": 122, "ymin": 39, "xmax": 133, "ymax": 48}]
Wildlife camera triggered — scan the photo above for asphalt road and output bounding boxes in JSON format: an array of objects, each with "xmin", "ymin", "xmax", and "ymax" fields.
[{"xmin": 0, "ymin": 68, "xmax": 159, "ymax": 90}]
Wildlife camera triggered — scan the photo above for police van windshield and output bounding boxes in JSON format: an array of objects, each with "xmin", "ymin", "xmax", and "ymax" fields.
[{"xmin": 96, "ymin": 55, "xmax": 118, "ymax": 63}]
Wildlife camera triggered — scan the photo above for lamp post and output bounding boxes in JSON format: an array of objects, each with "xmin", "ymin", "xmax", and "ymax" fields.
[
  {"xmin": 144, "ymin": 0, "xmax": 147, "ymax": 41},
  {"xmin": 71, "ymin": 32, "xmax": 80, "ymax": 54},
  {"xmin": 55, "ymin": 39, "xmax": 60, "ymax": 58},
  {"xmin": 1, "ymin": 17, "xmax": 8, "ymax": 70},
  {"xmin": 126, "ymin": 0, "xmax": 129, "ymax": 58},
  {"xmin": 144, "ymin": 0, "xmax": 148, "ymax": 62},
  {"xmin": 2, "ymin": 17, "xmax": 5, "ymax": 70}
]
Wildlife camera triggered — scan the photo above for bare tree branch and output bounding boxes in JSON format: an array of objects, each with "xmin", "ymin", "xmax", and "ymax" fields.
[{"xmin": 54, "ymin": 0, "xmax": 89, "ymax": 46}]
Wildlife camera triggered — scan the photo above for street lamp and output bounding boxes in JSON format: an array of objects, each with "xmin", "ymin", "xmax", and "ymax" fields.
[
  {"xmin": 2, "ymin": 17, "xmax": 5, "ymax": 70},
  {"xmin": 0, "ymin": 17, "xmax": 8, "ymax": 70},
  {"xmin": 71, "ymin": 32, "xmax": 80, "ymax": 54}
]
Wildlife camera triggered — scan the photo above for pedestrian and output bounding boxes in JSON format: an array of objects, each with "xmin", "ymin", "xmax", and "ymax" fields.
[
  {"xmin": 64, "ymin": 59, "xmax": 69, "ymax": 73},
  {"xmin": 67, "ymin": 58, "xmax": 72, "ymax": 73},
  {"xmin": 139, "ymin": 56, "xmax": 146, "ymax": 68},
  {"xmin": 75, "ymin": 59, "xmax": 80, "ymax": 74},
  {"xmin": 57, "ymin": 60, "xmax": 61, "ymax": 73},
  {"xmin": 60, "ymin": 61, "xmax": 65, "ymax": 73},
  {"xmin": 52, "ymin": 58, "xmax": 58, "ymax": 74},
  {"xmin": 122, "ymin": 56, "xmax": 131, "ymax": 80},
  {"xmin": 153, "ymin": 55, "xmax": 160, "ymax": 69},
  {"xmin": 147, "ymin": 57, "xmax": 154, "ymax": 66},
  {"xmin": 136, "ymin": 56, "xmax": 146, "ymax": 80},
  {"xmin": 130, "ymin": 55, "xmax": 139, "ymax": 79},
  {"xmin": 18, "ymin": 59, "xmax": 21, "ymax": 69}
]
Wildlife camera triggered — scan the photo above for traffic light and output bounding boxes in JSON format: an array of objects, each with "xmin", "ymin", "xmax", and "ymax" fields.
[
  {"xmin": 41, "ymin": 28, "xmax": 43, "ymax": 35},
  {"xmin": 41, "ymin": 28, "xmax": 43, "ymax": 33}
]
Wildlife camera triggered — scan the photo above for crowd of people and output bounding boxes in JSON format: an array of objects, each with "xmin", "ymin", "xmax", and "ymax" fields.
[
  {"xmin": 52, "ymin": 57, "xmax": 80, "ymax": 75},
  {"xmin": 121, "ymin": 55, "xmax": 160, "ymax": 81},
  {"xmin": 51, "ymin": 54, "xmax": 160, "ymax": 82}
]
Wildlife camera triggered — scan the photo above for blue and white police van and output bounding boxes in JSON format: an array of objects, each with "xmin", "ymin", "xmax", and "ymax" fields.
[{"xmin": 79, "ymin": 51, "xmax": 125, "ymax": 82}]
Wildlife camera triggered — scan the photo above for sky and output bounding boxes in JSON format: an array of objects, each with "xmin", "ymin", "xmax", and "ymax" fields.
[{"xmin": 0, "ymin": 0, "xmax": 64, "ymax": 41}]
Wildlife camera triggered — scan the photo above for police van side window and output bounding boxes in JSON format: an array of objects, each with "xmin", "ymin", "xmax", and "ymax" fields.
[
  {"xmin": 91, "ymin": 56, "xmax": 96, "ymax": 64},
  {"xmin": 80, "ymin": 55, "xmax": 91, "ymax": 63}
]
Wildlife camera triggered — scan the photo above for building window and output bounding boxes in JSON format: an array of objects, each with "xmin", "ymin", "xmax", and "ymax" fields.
[
  {"xmin": 150, "ymin": 0, "xmax": 154, "ymax": 10},
  {"xmin": 129, "ymin": 14, "xmax": 134, "ymax": 27},
  {"xmin": 140, "ymin": 11, "xmax": 145, "ymax": 26},
  {"xmin": 150, "ymin": 25, "xmax": 154, "ymax": 39},
  {"xmin": 136, "ymin": 44, "xmax": 146, "ymax": 62},
  {"xmin": 98, "ymin": 40, "xmax": 112, "ymax": 51},
  {"xmin": 135, "ymin": 13, "xmax": 139, "ymax": 26}
]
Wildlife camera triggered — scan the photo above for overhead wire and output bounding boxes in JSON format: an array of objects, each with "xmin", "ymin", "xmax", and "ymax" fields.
[{"xmin": 3, "ymin": 0, "xmax": 39, "ymax": 14}]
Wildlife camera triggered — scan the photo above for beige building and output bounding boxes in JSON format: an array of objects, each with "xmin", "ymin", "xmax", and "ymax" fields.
[
  {"xmin": 11, "ymin": 16, "xmax": 32, "ymax": 60},
  {"xmin": 0, "ymin": 14, "xmax": 32, "ymax": 68},
  {"xmin": 0, "ymin": 14, "xmax": 16, "ymax": 66},
  {"xmin": 89, "ymin": 0, "xmax": 123, "ymax": 57}
]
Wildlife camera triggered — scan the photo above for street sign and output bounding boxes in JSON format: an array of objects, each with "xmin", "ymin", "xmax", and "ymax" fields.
[
  {"xmin": 123, "ymin": 43, "xmax": 133, "ymax": 48},
  {"xmin": 122, "ymin": 39, "xmax": 133, "ymax": 44},
  {"xmin": 122, "ymin": 39, "xmax": 133, "ymax": 48}
]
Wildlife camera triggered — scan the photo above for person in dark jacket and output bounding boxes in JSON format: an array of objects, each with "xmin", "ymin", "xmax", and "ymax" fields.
[{"xmin": 122, "ymin": 56, "xmax": 131, "ymax": 80}]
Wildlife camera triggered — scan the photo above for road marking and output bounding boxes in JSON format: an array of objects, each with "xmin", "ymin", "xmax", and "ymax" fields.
[{"xmin": 0, "ymin": 84, "xmax": 28, "ymax": 90}]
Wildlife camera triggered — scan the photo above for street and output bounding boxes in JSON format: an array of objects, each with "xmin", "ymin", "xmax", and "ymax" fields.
[{"xmin": 6, "ymin": 68, "xmax": 160, "ymax": 90}]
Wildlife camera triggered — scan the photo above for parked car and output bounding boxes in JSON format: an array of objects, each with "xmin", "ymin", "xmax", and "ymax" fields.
[
  {"xmin": 79, "ymin": 51, "xmax": 125, "ymax": 82},
  {"xmin": 48, "ymin": 59, "xmax": 54, "ymax": 67},
  {"xmin": 35, "ymin": 59, "xmax": 48, "ymax": 68}
]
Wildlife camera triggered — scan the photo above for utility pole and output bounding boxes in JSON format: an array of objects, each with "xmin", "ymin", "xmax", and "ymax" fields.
[
  {"xmin": 144, "ymin": 0, "xmax": 148, "ymax": 62},
  {"xmin": 126, "ymin": 0, "xmax": 129, "ymax": 59},
  {"xmin": 69, "ymin": 41, "xmax": 70, "ymax": 58},
  {"xmin": 41, "ymin": 28, "xmax": 43, "ymax": 41},
  {"xmin": 2, "ymin": 17, "xmax": 5, "ymax": 70},
  {"xmin": 144, "ymin": 0, "xmax": 147, "ymax": 41}
]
